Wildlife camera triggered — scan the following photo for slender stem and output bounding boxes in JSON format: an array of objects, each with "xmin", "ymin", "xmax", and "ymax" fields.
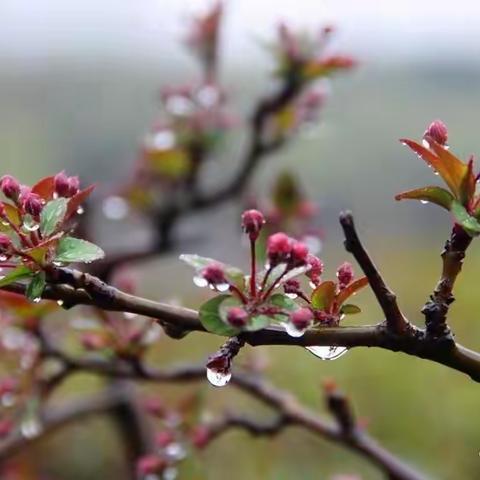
[{"xmin": 250, "ymin": 238, "xmax": 257, "ymax": 299}]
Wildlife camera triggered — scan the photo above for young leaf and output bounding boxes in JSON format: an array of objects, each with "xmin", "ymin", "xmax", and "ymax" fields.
[
  {"xmin": 311, "ymin": 281, "xmax": 336, "ymax": 310},
  {"xmin": 340, "ymin": 304, "xmax": 361, "ymax": 315},
  {"xmin": 199, "ymin": 295, "xmax": 240, "ymax": 336},
  {"xmin": 451, "ymin": 201, "xmax": 480, "ymax": 236},
  {"xmin": 459, "ymin": 157, "xmax": 476, "ymax": 206},
  {"xmin": 65, "ymin": 185, "xmax": 95, "ymax": 220},
  {"xmin": 26, "ymin": 271, "xmax": 46, "ymax": 302},
  {"xmin": 0, "ymin": 265, "xmax": 33, "ymax": 287},
  {"xmin": 269, "ymin": 293, "xmax": 298, "ymax": 311},
  {"xmin": 40, "ymin": 198, "xmax": 68, "ymax": 237},
  {"xmin": 55, "ymin": 237, "xmax": 105, "ymax": 263},
  {"xmin": 32, "ymin": 175, "xmax": 55, "ymax": 200},
  {"xmin": 336, "ymin": 277, "xmax": 369, "ymax": 307},
  {"xmin": 395, "ymin": 186, "xmax": 454, "ymax": 211},
  {"xmin": 400, "ymin": 139, "xmax": 466, "ymax": 196},
  {"xmin": 247, "ymin": 314, "xmax": 272, "ymax": 331}
]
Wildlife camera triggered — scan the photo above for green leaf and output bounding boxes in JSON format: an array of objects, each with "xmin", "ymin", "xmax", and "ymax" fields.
[
  {"xmin": 311, "ymin": 281, "xmax": 336, "ymax": 310},
  {"xmin": 40, "ymin": 198, "xmax": 68, "ymax": 237},
  {"xmin": 199, "ymin": 295, "xmax": 240, "ymax": 336},
  {"xmin": 336, "ymin": 277, "xmax": 369, "ymax": 306},
  {"xmin": 394, "ymin": 186, "xmax": 454, "ymax": 211},
  {"xmin": 340, "ymin": 304, "xmax": 361, "ymax": 315},
  {"xmin": 451, "ymin": 201, "xmax": 480, "ymax": 236},
  {"xmin": 55, "ymin": 237, "xmax": 105, "ymax": 263},
  {"xmin": 247, "ymin": 315, "xmax": 272, "ymax": 331},
  {"xmin": 26, "ymin": 271, "xmax": 46, "ymax": 302},
  {"xmin": 0, "ymin": 265, "xmax": 33, "ymax": 287},
  {"xmin": 269, "ymin": 293, "xmax": 298, "ymax": 311}
]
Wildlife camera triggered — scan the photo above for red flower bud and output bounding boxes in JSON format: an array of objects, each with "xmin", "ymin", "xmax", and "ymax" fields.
[
  {"xmin": 306, "ymin": 254, "xmax": 324, "ymax": 285},
  {"xmin": 267, "ymin": 232, "xmax": 292, "ymax": 265},
  {"xmin": 226, "ymin": 307, "xmax": 248, "ymax": 328},
  {"xmin": 337, "ymin": 262, "xmax": 354, "ymax": 288},
  {"xmin": 423, "ymin": 120, "xmax": 448, "ymax": 146},
  {"xmin": 290, "ymin": 241, "xmax": 309, "ymax": 265},
  {"xmin": 55, "ymin": 172, "xmax": 80, "ymax": 197},
  {"xmin": 136, "ymin": 454, "xmax": 165, "ymax": 476},
  {"xmin": 67, "ymin": 176, "xmax": 80, "ymax": 196},
  {"xmin": 283, "ymin": 279, "xmax": 300, "ymax": 295},
  {"xmin": 0, "ymin": 234, "xmax": 12, "ymax": 254},
  {"xmin": 241, "ymin": 209, "xmax": 265, "ymax": 240},
  {"xmin": 0, "ymin": 176, "xmax": 20, "ymax": 200},
  {"xmin": 190, "ymin": 424, "xmax": 211, "ymax": 449},
  {"xmin": 155, "ymin": 430, "xmax": 175, "ymax": 448},
  {"xmin": 290, "ymin": 308, "xmax": 313, "ymax": 330},
  {"xmin": 201, "ymin": 263, "xmax": 227, "ymax": 286},
  {"xmin": 21, "ymin": 193, "xmax": 43, "ymax": 219}
]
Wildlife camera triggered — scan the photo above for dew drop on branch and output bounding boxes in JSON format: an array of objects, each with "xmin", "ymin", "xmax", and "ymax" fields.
[
  {"xmin": 284, "ymin": 322, "xmax": 307, "ymax": 337},
  {"xmin": 206, "ymin": 367, "xmax": 231, "ymax": 387},
  {"xmin": 305, "ymin": 346, "xmax": 348, "ymax": 360},
  {"xmin": 56, "ymin": 300, "xmax": 64, "ymax": 306},
  {"xmin": 420, "ymin": 200, "xmax": 429, "ymax": 205}
]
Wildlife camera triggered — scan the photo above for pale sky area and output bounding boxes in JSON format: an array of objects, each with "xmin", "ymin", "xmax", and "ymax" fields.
[{"xmin": 1, "ymin": 0, "xmax": 480, "ymax": 65}]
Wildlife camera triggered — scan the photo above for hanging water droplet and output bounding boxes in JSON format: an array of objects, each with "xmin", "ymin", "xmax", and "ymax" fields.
[
  {"xmin": 56, "ymin": 300, "xmax": 64, "ymax": 306},
  {"xmin": 215, "ymin": 282, "xmax": 230, "ymax": 292},
  {"xmin": 165, "ymin": 442, "xmax": 186, "ymax": 461},
  {"xmin": 193, "ymin": 276, "xmax": 208, "ymax": 288},
  {"xmin": 433, "ymin": 170, "xmax": 439, "ymax": 176},
  {"xmin": 422, "ymin": 139, "xmax": 430, "ymax": 149},
  {"xmin": 306, "ymin": 345, "xmax": 348, "ymax": 360},
  {"xmin": 76, "ymin": 206, "xmax": 84, "ymax": 215},
  {"xmin": 206, "ymin": 367, "xmax": 231, "ymax": 387},
  {"xmin": 21, "ymin": 416, "xmax": 42, "ymax": 439},
  {"xmin": 32, "ymin": 297, "xmax": 41, "ymax": 304},
  {"xmin": 285, "ymin": 293, "xmax": 298, "ymax": 299},
  {"xmin": 0, "ymin": 255, "xmax": 7, "ymax": 262},
  {"xmin": 102, "ymin": 196, "xmax": 129, "ymax": 220},
  {"xmin": 309, "ymin": 281, "xmax": 317, "ymax": 289},
  {"xmin": 420, "ymin": 200, "xmax": 429, "ymax": 205},
  {"xmin": 163, "ymin": 467, "xmax": 178, "ymax": 480},
  {"xmin": 1, "ymin": 221, "xmax": 9, "ymax": 227},
  {"xmin": 284, "ymin": 322, "xmax": 308, "ymax": 337}
]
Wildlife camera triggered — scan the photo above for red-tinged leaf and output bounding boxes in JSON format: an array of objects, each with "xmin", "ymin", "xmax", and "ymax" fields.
[
  {"xmin": 31, "ymin": 176, "xmax": 55, "ymax": 200},
  {"xmin": 459, "ymin": 156, "xmax": 476, "ymax": 206},
  {"xmin": 66, "ymin": 185, "xmax": 95, "ymax": 219},
  {"xmin": 400, "ymin": 139, "xmax": 465, "ymax": 196},
  {"xmin": 336, "ymin": 276, "xmax": 369, "ymax": 307},
  {"xmin": 1, "ymin": 203, "xmax": 21, "ymax": 226},
  {"xmin": 311, "ymin": 281, "xmax": 336, "ymax": 311},
  {"xmin": 428, "ymin": 140, "xmax": 468, "ymax": 196},
  {"xmin": 394, "ymin": 186, "xmax": 454, "ymax": 211},
  {"xmin": 0, "ymin": 291, "xmax": 57, "ymax": 318}
]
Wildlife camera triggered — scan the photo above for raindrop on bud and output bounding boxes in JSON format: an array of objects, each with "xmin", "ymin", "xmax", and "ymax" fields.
[{"xmin": 206, "ymin": 367, "xmax": 231, "ymax": 387}]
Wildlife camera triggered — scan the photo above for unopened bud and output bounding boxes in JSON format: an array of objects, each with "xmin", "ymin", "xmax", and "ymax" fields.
[
  {"xmin": 336, "ymin": 262, "xmax": 354, "ymax": 288},
  {"xmin": 290, "ymin": 308, "xmax": 313, "ymax": 330},
  {"xmin": 423, "ymin": 119, "xmax": 448, "ymax": 146},
  {"xmin": 21, "ymin": 193, "xmax": 43, "ymax": 219},
  {"xmin": 283, "ymin": 279, "xmax": 300, "ymax": 295},
  {"xmin": 54, "ymin": 172, "xmax": 80, "ymax": 197},
  {"xmin": 226, "ymin": 307, "xmax": 248, "ymax": 328},
  {"xmin": 241, "ymin": 209, "xmax": 265, "ymax": 240},
  {"xmin": 201, "ymin": 263, "xmax": 227, "ymax": 286},
  {"xmin": 306, "ymin": 254, "xmax": 324, "ymax": 286},
  {"xmin": 0, "ymin": 175, "xmax": 20, "ymax": 200},
  {"xmin": 266, "ymin": 232, "xmax": 292, "ymax": 265},
  {"xmin": 290, "ymin": 241, "xmax": 309, "ymax": 265}
]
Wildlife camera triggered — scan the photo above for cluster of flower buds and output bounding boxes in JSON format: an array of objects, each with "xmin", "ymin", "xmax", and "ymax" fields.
[
  {"xmin": 181, "ymin": 209, "xmax": 367, "ymax": 358},
  {"xmin": 0, "ymin": 173, "xmax": 103, "ymax": 301}
]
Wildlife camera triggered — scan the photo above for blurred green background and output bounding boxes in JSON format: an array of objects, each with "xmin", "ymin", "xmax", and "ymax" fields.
[{"xmin": 1, "ymin": 1, "xmax": 480, "ymax": 479}]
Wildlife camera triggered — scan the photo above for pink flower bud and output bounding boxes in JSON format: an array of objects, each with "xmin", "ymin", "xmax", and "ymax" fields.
[
  {"xmin": 190, "ymin": 425, "xmax": 211, "ymax": 449},
  {"xmin": 55, "ymin": 172, "xmax": 80, "ymax": 197},
  {"xmin": 21, "ymin": 193, "xmax": 43, "ymax": 219},
  {"xmin": 267, "ymin": 232, "xmax": 292, "ymax": 265},
  {"xmin": 290, "ymin": 241, "xmax": 309, "ymax": 265},
  {"xmin": 155, "ymin": 430, "xmax": 175, "ymax": 448},
  {"xmin": 424, "ymin": 120, "xmax": 448, "ymax": 146},
  {"xmin": 0, "ymin": 176, "xmax": 20, "ymax": 200},
  {"xmin": 290, "ymin": 308, "xmax": 313, "ymax": 330},
  {"xmin": 306, "ymin": 254, "xmax": 324, "ymax": 285},
  {"xmin": 241, "ymin": 209, "xmax": 265, "ymax": 240},
  {"xmin": 67, "ymin": 176, "xmax": 80, "ymax": 196},
  {"xmin": 337, "ymin": 262, "xmax": 354, "ymax": 288},
  {"xmin": 0, "ymin": 234, "xmax": 12, "ymax": 254},
  {"xmin": 136, "ymin": 454, "xmax": 165, "ymax": 476},
  {"xmin": 226, "ymin": 307, "xmax": 248, "ymax": 328},
  {"xmin": 283, "ymin": 279, "xmax": 300, "ymax": 295},
  {"xmin": 201, "ymin": 263, "xmax": 227, "ymax": 286}
]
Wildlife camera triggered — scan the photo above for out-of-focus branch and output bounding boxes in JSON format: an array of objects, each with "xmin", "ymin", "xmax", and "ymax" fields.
[{"xmin": 422, "ymin": 224, "xmax": 472, "ymax": 340}]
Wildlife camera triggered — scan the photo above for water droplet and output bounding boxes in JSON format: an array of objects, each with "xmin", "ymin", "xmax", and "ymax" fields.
[
  {"xmin": 306, "ymin": 346, "xmax": 348, "ymax": 360},
  {"xmin": 422, "ymin": 139, "xmax": 430, "ymax": 148},
  {"xmin": 420, "ymin": 200, "xmax": 429, "ymax": 205},
  {"xmin": 53, "ymin": 261, "xmax": 65, "ymax": 267},
  {"xmin": 193, "ymin": 276, "xmax": 208, "ymax": 288},
  {"xmin": 0, "ymin": 255, "xmax": 7, "ymax": 262},
  {"xmin": 21, "ymin": 416, "xmax": 42, "ymax": 438},
  {"xmin": 285, "ymin": 293, "xmax": 298, "ymax": 299},
  {"xmin": 32, "ymin": 297, "xmax": 41, "ymax": 303},
  {"xmin": 1, "ymin": 221, "xmax": 9, "ymax": 227},
  {"xmin": 102, "ymin": 196, "xmax": 129, "ymax": 220},
  {"xmin": 206, "ymin": 367, "xmax": 231, "ymax": 387},
  {"xmin": 284, "ymin": 322, "xmax": 307, "ymax": 337},
  {"xmin": 163, "ymin": 467, "xmax": 178, "ymax": 480},
  {"xmin": 215, "ymin": 282, "xmax": 230, "ymax": 292},
  {"xmin": 56, "ymin": 300, "xmax": 64, "ymax": 306},
  {"xmin": 76, "ymin": 206, "xmax": 84, "ymax": 215},
  {"xmin": 23, "ymin": 222, "xmax": 39, "ymax": 232},
  {"xmin": 433, "ymin": 170, "xmax": 439, "ymax": 176},
  {"xmin": 309, "ymin": 281, "xmax": 317, "ymax": 289},
  {"xmin": 165, "ymin": 442, "xmax": 186, "ymax": 461}
]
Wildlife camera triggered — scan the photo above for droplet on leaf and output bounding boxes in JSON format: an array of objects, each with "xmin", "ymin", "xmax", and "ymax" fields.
[
  {"xmin": 193, "ymin": 276, "xmax": 208, "ymax": 288},
  {"xmin": 206, "ymin": 367, "xmax": 231, "ymax": 387}
]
